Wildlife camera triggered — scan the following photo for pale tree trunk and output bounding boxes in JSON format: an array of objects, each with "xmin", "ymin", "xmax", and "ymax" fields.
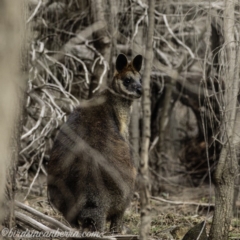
[
  {"xmin": 108, "ymin": 0, "xmax": 117, "ymax": 78},
  {"xmin": 130, "ymin": 22, "xmax": 145, "ymax": 167},
  {"xmin": 139, "ymin": 0, "xmax": 155, "ymax": 239},
  {"xmin": 130, "ymin": 101, "xmax": 140, "ymax": 168},
  {"xmin": 0, "ymin": 0, "xmax": 24, "ymax": 227},
  {"xmin": 209, "ymin": 0, "xmax": 239, "ymax": 239},
  {"xmin": 89, "ymin": 0, "xmax": 112, "ymax": 98}
]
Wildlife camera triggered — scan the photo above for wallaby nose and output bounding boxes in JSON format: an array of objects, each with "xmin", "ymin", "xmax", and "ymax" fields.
[{"xmin": 136, "ymin": 85, "xmax": 142, "ymax": 95}]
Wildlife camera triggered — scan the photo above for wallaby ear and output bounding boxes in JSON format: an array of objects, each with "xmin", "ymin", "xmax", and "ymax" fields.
[
  {"xmin": 132, "ymin": 55, "xmax": 143, "ymax": 72},
  {"xmin": 116, "ymin": 54, "xmax": 128, "ymax": 72}
]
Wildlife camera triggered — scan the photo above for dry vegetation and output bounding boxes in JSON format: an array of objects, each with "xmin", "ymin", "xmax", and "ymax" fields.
[{"xmin": 13, "ymin": 0, "xmax": 240, "ymax": 239}]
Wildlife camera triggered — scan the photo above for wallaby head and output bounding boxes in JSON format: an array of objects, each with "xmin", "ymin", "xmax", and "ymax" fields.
[{"xmin": 111, "ymin": 54, "xmax": 143, "ymax": 99}]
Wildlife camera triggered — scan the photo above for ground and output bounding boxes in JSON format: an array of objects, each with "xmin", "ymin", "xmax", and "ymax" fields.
[{"xmin": 15, "ymin": 173, "xmax": 240, "ymax": 240}]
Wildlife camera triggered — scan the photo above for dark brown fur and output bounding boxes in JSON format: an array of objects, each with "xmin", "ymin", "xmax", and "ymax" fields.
[{"xmin": 47, "ymin": 54, "xmax": 142, "ymax": 232}]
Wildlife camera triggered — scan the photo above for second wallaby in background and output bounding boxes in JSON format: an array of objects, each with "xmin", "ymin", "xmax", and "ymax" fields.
[{"xmin": 47, "ymin": 54, "xmax": 143, "ymax": 232}]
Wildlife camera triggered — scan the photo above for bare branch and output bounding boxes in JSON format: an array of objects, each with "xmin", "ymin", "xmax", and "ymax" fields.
[{"xmin": 27, "ymin": 0, "xmax": 42, "ymax": 23}]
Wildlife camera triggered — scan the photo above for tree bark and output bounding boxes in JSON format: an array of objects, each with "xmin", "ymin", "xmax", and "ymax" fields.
[
  {"xmin": 130, "ymin": 101, "xmax": 140, "ymax": 168},
  {"xmin": 139, "ymin": 0, "xmax": 155, "ymax": 239},
  {"xmin": 130, "ymin": 24, "xmax": 145, "ymax": 168},
  {"xmin": 89, "ymin": 0, "xmax": 112, "ymax": 98},
  {"xmin": 209, "ymin": 0, "xmax": 239, "ymax": 239},
  {"xmin": 0, "ymin": 0, "xmax": 24, "ymax": 226}
]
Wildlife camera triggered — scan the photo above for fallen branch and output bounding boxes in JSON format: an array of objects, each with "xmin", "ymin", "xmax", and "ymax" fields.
[
  {"xmin": 15, "ymin": 200, "xmax": 71, "ymax": 231},
  {"xmin": 151, "ymin": 196, "xmax": 215, "ymax": 207},
  {"xmin": 15, "ymin": 210, "xmax": 55, "ymax": 232},
  {"xmin": 15, "ymin": 202, "xmax": 139, "ymax": 239}
]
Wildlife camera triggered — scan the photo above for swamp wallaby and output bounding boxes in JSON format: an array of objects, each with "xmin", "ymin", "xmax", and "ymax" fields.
[{"xmin": 47, "ymin": 54, "xmax": 143, "ymax": 232}]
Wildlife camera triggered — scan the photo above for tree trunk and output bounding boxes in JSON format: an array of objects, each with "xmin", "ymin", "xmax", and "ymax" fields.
[
  {"xmin": 149, "ymin": 80, "xmax": 175, "ymax": 195},
  {"xmin": 209, "ymin": 0, "xmax": 239, "ymax": 239},
  {"xmin": 139, "ymin": 0, "xmax": 155, "ymax": 239},
  {"xmin": 89, "ymin": 0, "xmax": 112, "ymax": 98},
  {"xmin": 130, "ymin": 101, "xmax": 140, "ymax": 168},
  {"xmin": 0, "ymin": 0, "xmax": 24, "ymax": 226},
  {"xmin": 130, "ymin": 23, "xmax": 145, "ymax": 168}
]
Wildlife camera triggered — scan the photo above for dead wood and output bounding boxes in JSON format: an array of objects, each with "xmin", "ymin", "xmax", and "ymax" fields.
[
  {"xmin": 151, "ymin": 196, "xmax": 214, "ymax": 207},
  {"xmin": 15, "ymin": 200, "xmax": 71, "ymax": 231},
  {"xmin": 15, "ymin": 203, "xmax": 139, "ymax": 239},
  {"xmin": 15, "ymin": 210, "xmax": 55, "ymax": 232}
]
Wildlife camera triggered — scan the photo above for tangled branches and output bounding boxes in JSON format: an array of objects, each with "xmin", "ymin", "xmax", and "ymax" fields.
[
  {"xmin": 19, "ymin": 1, "xmax": 98, "ymax": 194},
  {"xmin": 19, "ymin": 0, "xmax": 231, "ymax": 195}
]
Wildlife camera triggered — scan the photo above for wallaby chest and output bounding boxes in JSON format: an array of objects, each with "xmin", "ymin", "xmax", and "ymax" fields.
[{"xmin": 107, "ymin": 93, "xmax": 132, "ymax": 141}]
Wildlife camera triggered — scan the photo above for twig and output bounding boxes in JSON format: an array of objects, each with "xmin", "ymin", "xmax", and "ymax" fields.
[
  {"xmin": 36, "ymin": 21, "xmax": 106, "ymax": 73},
  {"xmin": 19, "ymin": 135, "xmax": 42, "ymax": 155},
  {"xmin": 36, "ymin": 60, "xmax": 70, "ymax": 98},
  {"xmin": 92, "ymin": 58, "xmax": 108, "ymax": 93},
  {"xmin": 24, "ymin": 147, "xmax": 45, "ymax": 200},
  {"xmin": 161, "ymin": 14, "xmax": 195, "ymax": 59},
  {"xmin": 108, "ymin": 236, "xmax": 139, "ymax": 240},
  {"xmin": 46, "ymin": 52, "xmax": 90, "ymax": 85},
  {"xmin": 21, "ymin": 92, "xmax": 46, "ymax": 140},
  {"xmin": 132, "ymin": 10, "xmax": 147, "ymax": 42},
  {"xmin": 27, "ymin": 0, "xmax": 42, "ymax": 23}
]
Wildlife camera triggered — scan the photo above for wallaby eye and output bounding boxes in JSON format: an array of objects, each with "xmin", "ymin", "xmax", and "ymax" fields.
[{"xmin": 124, "ymin": 78, "xmax": 131, "ymax": 85}]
